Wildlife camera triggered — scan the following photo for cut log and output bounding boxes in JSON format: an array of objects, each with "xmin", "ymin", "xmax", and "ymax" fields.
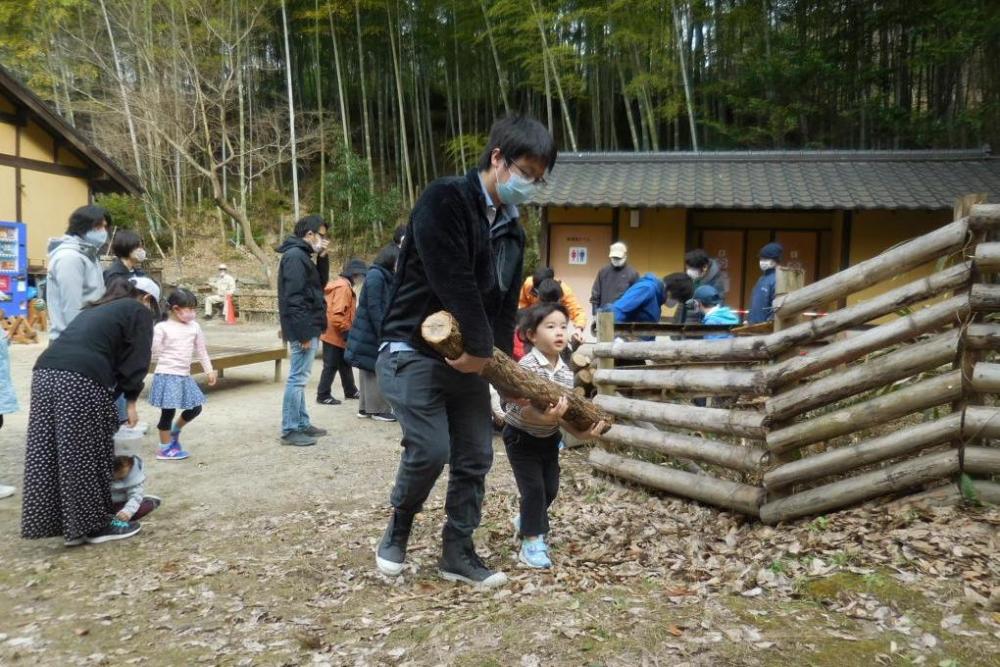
[
  {"xmin": 969, "ymin": 203, "xmax": 1000, "ymax": 230},
  {"xmin": 594, "ymin": 394, "xmax": 767, "ymax": 438},
  {"xmin": 962, "ymin": 405, "xmax": 1000, "ymax": 438},
  {"xmin": 575, "ymin": 368, "xmax": 594, "ymax": 386},
  {"xmin": 765, "ymin": 330, "xmax": 960, "ymax": 421},
  {"xmin": 763, "ymin": 412, "xmax": 961, "ymax": 490},
  {"xmin": 973, "ymin": 242, "xmax": 1000, "ymax": 272},
  {"xmin": 964, "ymin": 446, "xmax": 1000, "ymax": 476},
  {"xmin": 768, "ymin": 295, "xmax": 969, "ymax": 387},
  {"xmin": 599, "ymin": 423, "xmax": 767, "ymax": 472},
  {"xmin": 759, "ymin": 450, "xmax": 960, "ymax": 524},
  {"xmin": 589, "ymin": 447, "xmax": 763, "ymax": 515},
  {"xmin": 421, "ymin": 311, "xmax": 612, "ymax": 433},
  {"xmin": 970, "ymin": 362, "xmax": 1000, "ymax": 393},
  {"xmin": 887, "ymin": 480, "xmax": 1000, "ymax": 508},
  {"xmin": 593, "ymin": 367, "xmax": 770, "ymax": 395},
  {"xmin": 571, "ymin": 351, "xmax": 593, "ymax": 369},
  {"xmin": 964, "ymin": 323, "xmax": 1000, "ymax": 350},
  {"xmin": 773, "ymin": 218, "xmax": 969, "ymax": 318},
  {"xmin": 970, "ymin": 284, "xmax": 1000, "ymax": 311},
  {"xmin": 766, "ymin": 370, "xmax": 963, "ymax": 455},
  {"xmin": 572, "ymin": 386, "xmax": 587, "ymax": 398},
  {"xmin": 593, "ymin": 263, "xmax": 971, "ymax": 364}
]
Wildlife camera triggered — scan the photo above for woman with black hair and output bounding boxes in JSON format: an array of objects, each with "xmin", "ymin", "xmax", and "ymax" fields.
[
  {"xmin": 21, "ymin": 276, "xmax": 159, "ymax": 546},
  {"xmin": 103, "ymin": 229, "xmax": 147, "ymax": 286},
  {"xmin": 46, "ymin": 205, "xmax": 111, "ymax": 341}
]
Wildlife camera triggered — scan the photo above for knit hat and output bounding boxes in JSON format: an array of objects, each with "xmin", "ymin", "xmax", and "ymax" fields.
[
  {"xmin": 692, "ymin": 284, "xmax": 721, "ymax": 306},
  {"xmin": 129, "ymin": 276, "xmax": 161, "ymax": 302},
  {"xmin": 759, "ymin": 242, "xmax": 784, "ymax": 261},
  {"xmin": 609, "ymin": 242, "xmax": 628, "ymax": 259}
]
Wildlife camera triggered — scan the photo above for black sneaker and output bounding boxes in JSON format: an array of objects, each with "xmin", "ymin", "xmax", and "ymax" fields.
[
  {"xmin": 376, "ymin": 511, "xmax": 414, "ymax": 576},
  {"xmin": 86, "ymin": 519, "xmax": 141, "ymax": 544},
  {"xmin": 317, "ymin": 397, "xmax": 341, "ymax": 405},
  {"xmin": 280, "ymin": 431, "xmax": 317, "ymax": 447},
  {"xmin": 301, "ymin": 425, "xmax": 328, "ymax": 437},
  {"xmin": 371, "ymin": 412, "xmax": 397, "ymax": 423},
  {"xmin": 345, "ymin": 391, "xmax": 361, "ymax": 400},
  {"xmin": 439, "ymin": 534, "xmax": 508, "ymax": 588}
]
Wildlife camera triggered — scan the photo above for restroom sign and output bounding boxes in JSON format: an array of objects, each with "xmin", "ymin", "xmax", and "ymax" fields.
[{"xmin": 569, "ymin": 246, "xmax": 588, "ymax": 265}]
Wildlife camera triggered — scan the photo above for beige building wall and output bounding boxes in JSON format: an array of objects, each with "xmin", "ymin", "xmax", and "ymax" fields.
[
  {"xmin": 21, "ymin": 170, "xmax": 90, "ymax": 266},
  {"xmin": 0, "ymin": 121, "xmax": 14, "ymax": 155},
  {"xmin": 0, "ymin": 166, "xmax": 15, "ymax": 221},
  {"xmin": 20, "ymin": 120, "xmax": 53, "ymax": 163}
]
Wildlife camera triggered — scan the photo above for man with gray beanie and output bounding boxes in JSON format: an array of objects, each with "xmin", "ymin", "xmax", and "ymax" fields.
[{"xmin": 747, "ymin": 242, "xmax": 783, "ymax": 324}]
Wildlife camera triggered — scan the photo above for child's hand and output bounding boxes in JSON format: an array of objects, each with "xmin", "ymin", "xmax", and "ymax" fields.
[
  {"xmin": 544, "ymin": 396, "xmax": 569, "ymax": 421},
  {"xmin": 207, "ymin": 371, "xmax": 218, "ymax": 386},
  {"xmin": 116, "ymin": 510, "xmax": 132, "ymax": 521}
]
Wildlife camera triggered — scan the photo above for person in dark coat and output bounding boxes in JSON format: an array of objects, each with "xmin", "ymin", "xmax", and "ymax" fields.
[
  {"xmin": 375, "ymin": 115, "xmax": 556, "ymax": 588},
  {"xmin": 103, "ymin": 229, "xmax": 147, "ymax": 287},
  {"xmin": 682, "ymin": 249, "xmax": 728, "ymax": 323},
  {"xmin": 590, "ymin": 242, "xmax": 639, "ymax": 313},
  {"xmin": 276, "ymin": 215, "xmax": 330, "ymax": 447},
  {"xmin": 345, "ymin": 244, "xmax": 399, "ymax": 422},
  {"xmin": 747, "ymin": 242, "xmax": 783, "ymax": 324}
]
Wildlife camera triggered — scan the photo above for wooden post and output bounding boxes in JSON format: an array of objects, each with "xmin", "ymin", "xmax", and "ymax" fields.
[{"xmin": 596, "ymin": 311, "xmax": 615, "ymax": 396}]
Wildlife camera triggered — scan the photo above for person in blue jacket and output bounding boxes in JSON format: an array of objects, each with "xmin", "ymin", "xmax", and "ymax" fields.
[
  {"xmin": 692, "ymin": 285, "xmax": 740, "ymax": 339},
  {"xmin": 747, "ymin": 242, "xmax": 783, "ymax": 324},
  {"xmin": 602, "ymin": 273, "xmax": 666, "ymax": 323}
]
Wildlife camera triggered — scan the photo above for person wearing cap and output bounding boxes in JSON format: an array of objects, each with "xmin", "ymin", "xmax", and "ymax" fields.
[
  {"xmin": 204, "ymin": 264, "xmax": 237, "ymax": 319},
  {"xmin": 747, "ymin": 242, "xmax": 784, "ymax": 325},
  {"xmin": 317, "ymin": 257, "xmax": 368, "ymax": 405},
  {"xmin": 590, "ymin": 242, "xmax": 639, "ymax": 314},
  {"xmin": 21, "ymin": 275, "xmax": 159, "ymax": 547},
  {"xmin": 692, "ymin": 284, "xmax": 740, "ymax": 339}
]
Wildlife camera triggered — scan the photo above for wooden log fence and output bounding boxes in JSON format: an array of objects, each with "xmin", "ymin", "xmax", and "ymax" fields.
[{"xmin": 585, "ymin": 202, "xmax": 1000, "ymax": 523}]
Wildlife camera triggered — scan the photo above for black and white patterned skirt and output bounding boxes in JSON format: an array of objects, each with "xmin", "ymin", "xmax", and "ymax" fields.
[{"xmin": 21, "ymin": 368, "xmax": 118, "ymax": 541}]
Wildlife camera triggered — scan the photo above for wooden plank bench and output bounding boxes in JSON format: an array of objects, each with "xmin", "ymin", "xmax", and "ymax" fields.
[{"xmin": 151, "ymin": 345, "xmax": 287, "ymax": 382}]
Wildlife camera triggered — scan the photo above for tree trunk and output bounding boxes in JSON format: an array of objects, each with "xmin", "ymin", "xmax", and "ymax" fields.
[
  {"xmin": 280, "ymin": 0, "xmax": 300, "ymax": 220},
  {"xmin": 388, "ymin": 5, "xmax": 414, "ymax": 207},
  {"xmin": 313, "ymin": 0, "xmax": 326, "ymax": 215},
  {"xmin": 670, "ymin": 0, "xmax": 698, "ymax": 150},
  {"xmin": 355, "ymin": 0, "xmax": 375, "ymax": 193},
  {"xmin": 481, "ymin": 0, "xmax": 510, "ymax": 114},
  {"xmin": 530, "ymin": 0, "xmax": 578, "ymax": 151},
  {"xmin": 594, "ymin": 394, "xmax": 767, "ymax": 438},
  {"xmin": 421, "ymin": 311, "xmax": 612, "ymax": 433}
]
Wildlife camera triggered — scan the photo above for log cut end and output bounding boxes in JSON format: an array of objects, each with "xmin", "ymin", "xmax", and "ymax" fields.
[{"xmin": 421, "ymin": 311, "xmax": 465, "ymax": 359}]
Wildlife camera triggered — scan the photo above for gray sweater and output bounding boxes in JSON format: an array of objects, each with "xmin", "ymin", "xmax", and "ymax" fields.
[
  {"xmin": 46, "ymin": 235, "xmax": 106, "ymax": 340},
  {"xmin": 111, "ymin": 455, "xmax": 146, "ymax": 519}
]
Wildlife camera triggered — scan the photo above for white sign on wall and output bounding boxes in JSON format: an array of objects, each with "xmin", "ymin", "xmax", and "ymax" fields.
[{"xmin": 568, "ymin": 246, "xmax": 588, "ymax": 265}]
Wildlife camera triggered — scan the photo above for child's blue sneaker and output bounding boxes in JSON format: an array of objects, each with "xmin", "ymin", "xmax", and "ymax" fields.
[
  {"xmin": 518, "ymin": 537, "xmax": 551, "ymax": 569},
  {"xmin": 156, "ymin": 443, "xmax": 190, "ymax": 460}
]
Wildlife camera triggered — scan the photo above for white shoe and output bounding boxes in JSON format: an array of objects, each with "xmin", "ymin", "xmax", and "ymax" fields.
[
  {"xmin": 134, "ymin": 421, "xmax": 149, "ymax": 434},
  {"xmin": 114, "ymin": 425, "xmax": 145, "ymax": 442},
  {"xmin": 0, "ymin": 484, "xmax": 15, "ymax": 499}
]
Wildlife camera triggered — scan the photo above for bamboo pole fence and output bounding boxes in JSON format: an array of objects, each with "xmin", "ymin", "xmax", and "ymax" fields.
[{"xmin": 589, "ymin": 202, "xmax": 1000, "ymax": 523}]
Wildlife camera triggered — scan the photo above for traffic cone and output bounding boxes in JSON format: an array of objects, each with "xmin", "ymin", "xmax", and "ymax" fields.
[{"xmin": 224, "ymin": 294, "xmax": 236, "ymax": 325}]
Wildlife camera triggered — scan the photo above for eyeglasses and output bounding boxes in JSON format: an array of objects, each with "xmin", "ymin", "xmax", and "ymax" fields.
[{"xmin": 507, "ymin": 160, "xmax": 547, "ymax": 187}]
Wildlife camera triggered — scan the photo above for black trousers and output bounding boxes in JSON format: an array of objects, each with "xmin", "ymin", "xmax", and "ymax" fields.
[
  {"xmin": 317, "ymin": 341, "xmax": 357, "ymax": 400},
  {"xmin": 502, "ymin": 425, "xmax": 561, "ymax": 537},
  {"xmin": 157, "ymin": 406, "xmax": 203, "ymax": 432}
]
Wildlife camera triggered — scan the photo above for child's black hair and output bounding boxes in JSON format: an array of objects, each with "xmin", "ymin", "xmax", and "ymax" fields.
[
  {"xmin": 518, "ymin": 302, "xmax": 569, "ymax": 342},
  {"xmin": 535, "ymin": 278, "xmax": 563, "ymax": 304},
  {"xmin": 112, "ymin": 455, "xmax": 133, "ymax": 480},
  {"xmin": 684, "ymin": 249, "xmax": 710, "ymax": 271},
  {"xmin": 531, "ymin": 266, "xmax": 555, "ymax": 289},
  {"xmin": 167, "ymin": 287, "xmax": 198, "ymax": 309},
  {"xmin": 111, "ymin": 229, "xmax": 143, "ymax": 259}
]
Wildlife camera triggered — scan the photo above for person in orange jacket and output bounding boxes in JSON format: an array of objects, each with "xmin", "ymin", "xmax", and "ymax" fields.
[
  {"xmin": 518, "ymin": 267, "xmax": 585, "ymax": 344},
  {"xmin": 317, "ymin": 258, "xmax": 368, "ymax": 405}
]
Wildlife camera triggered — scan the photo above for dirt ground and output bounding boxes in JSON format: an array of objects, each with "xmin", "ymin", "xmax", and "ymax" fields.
[{"xmin": 1, "ymin": 320, "xmax": 999, "ymax": 666}]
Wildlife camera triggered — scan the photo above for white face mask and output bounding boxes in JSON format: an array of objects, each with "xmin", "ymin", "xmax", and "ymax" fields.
[
  {"xmin": 610, "ymin": 257, "xmax": 626, "ymax": 268},
  {"xmin": 686, "ymin": 268, "xmax": 702, "ymax": 280},
  {"xmin": 759, "ymin": 259, "xmax": 776, "ymax": 271},
  {"xmin": 132, "ymin": 248, "xmax": 147, "ymax": 263}
]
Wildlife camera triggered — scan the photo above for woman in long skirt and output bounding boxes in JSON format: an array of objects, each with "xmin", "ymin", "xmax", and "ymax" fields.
[{"xmin": 21, "ymin": 277, "xmax": 158, "ymax": 546}]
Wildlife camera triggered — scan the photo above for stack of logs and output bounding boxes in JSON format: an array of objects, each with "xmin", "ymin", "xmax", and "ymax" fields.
[
  {"xmin": 589, "ymin": 203, "xmax": 1000, "ymax": 523},
  {"xmin": 571, "ymin": 349, "xmax": 596, "ymax": 397}
]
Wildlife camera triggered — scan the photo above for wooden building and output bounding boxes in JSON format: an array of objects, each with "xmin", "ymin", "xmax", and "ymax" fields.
[
  {"xmin": 0, "ymin": 65, "xmax": 139, "ymax": 269},
  {"xmin": 532, "ymin": 150, "xmax": 1000, "ymax": 323}
]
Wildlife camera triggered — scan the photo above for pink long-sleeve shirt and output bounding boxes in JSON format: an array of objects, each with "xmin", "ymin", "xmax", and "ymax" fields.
[{"xmin": 150, "ymin": 319, "xmax": 213, "ymax": 376}]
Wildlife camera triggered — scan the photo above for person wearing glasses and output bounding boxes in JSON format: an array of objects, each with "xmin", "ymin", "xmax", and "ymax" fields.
[
  {"xmin": 375, "ymin": 115, "xmax": 557, "ymax": 588},
  {"xmin": 276, "ymin": 215, "xmax": 331, "ymax": 448}
]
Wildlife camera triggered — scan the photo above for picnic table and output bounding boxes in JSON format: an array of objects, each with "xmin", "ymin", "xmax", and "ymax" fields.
[{"xmin": 151, "ymin": 344, "xmax": 287, "ymax": 382}]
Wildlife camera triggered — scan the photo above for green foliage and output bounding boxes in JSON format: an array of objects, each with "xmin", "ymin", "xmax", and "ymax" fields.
[
  {"xmin": 95, "ymin": 193, "xmax": 146, "ymax": 232},
  {"xmin": 443, "ymin": 134, "xmax": 487, "ymax": 173}
]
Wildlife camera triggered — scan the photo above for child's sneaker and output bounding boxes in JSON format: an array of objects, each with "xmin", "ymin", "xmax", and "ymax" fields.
[
  {"xmin": 518, "ymin": 536, "xmax": 551, "ymax": 569},
  {"xmin": 156, "ymin": 443, "xmax": 190, "ymax": 460},
  {"xmin": 86, "ymin": 518, "xmax": 141, "ymax": 544}
]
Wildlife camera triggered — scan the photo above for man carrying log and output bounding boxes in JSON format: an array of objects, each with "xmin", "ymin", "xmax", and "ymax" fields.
[{"xmin": 374, "ymin": 116, "xmax": 557, "ymax": 588}]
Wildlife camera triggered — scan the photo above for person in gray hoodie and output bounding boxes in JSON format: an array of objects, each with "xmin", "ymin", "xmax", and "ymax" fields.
[
  {"xmin": 111, "ymin": 455, "xmax": 161, "ymax": 521},
  {"xmin": 47, "ymin": 205, "xmax": 111, "ymax": 341}
]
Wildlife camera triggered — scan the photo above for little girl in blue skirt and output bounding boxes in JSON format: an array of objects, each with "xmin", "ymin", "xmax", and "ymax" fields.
[{"xmin": 149, "ymin": 288, "xmax": 217, "ymax": 460}]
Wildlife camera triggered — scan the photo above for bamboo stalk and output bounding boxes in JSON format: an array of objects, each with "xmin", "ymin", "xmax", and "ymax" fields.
[
  {"xmin": 970, "ymin": 284, "xmax": 1000, "ymax": 311},
  {"xmin": 765, "ymin": 330, "xmax": 960, "ymax": 421},
  {"xmin": 964, "ymin": 323, "xmax": 1000, "ymax": 350},
  {"xmin": 593, "ymin": 367, "xmax": 769, "ymax": 395},
  {"xmin": 763, "ymin": 413, "xmax": 962, "ymax": 490},
  {"xmin": 973, "ymin": 242, "xmax": 1000, "ymax": 272},
  {"xmin": 964, "ymin": 446, "xmax": 1000, "ymax": 475},
  {"xmin": 768, "ymin": 295, "xmax": 969, "ymax": 387},
  {"xmin": 773, "ymin": 219, "xmax": 969, "ymax": 319},
  {"xmin": 970, "ymin": 362, "xmax": 1000, "ymax": 393},
  {"xmin": 593, "ymin": 263, "xmax": 971, "ymax": 364},
  {"xmin": 759, "ymin": 450, "xmax": 960, "ymax": 524},
  {"xmin": 766, "ymin": 370, "xmax": 964, "ymax": 455},
  {"xmin": 589, "ymin": 448, "xmax": 763, "ymax": 516},
  {"xmin": 594, "ymin": 394, "xmax": 767, "ymax": 438},
  {"xmin": 599, "ymin": 423, "xmax": 767, "ymax": 472}
]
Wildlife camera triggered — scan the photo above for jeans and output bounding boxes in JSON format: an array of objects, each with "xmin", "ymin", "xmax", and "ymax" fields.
[
  {"xmin": 502, "ymin": 425, "xmax": 561, "ymax": 537},
  {"xmin": 377, "ymin": 348, "xmax": 493, "ymax": 539},
  {"xmin": 116, "ymin": 394, "xmax": 127, "ymax": 424},
  {"xmin": 317, "ymin": 342, "xmax": 357, "ymax": 400},
  {"xmin": 281, "ymin": 338, "xmax": 319, "ymax": 435}
]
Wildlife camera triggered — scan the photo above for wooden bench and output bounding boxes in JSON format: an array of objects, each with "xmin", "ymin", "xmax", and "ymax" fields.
[{"xmin": 152, "ymin": 345, "xmax": 287, "ymax": 382}]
